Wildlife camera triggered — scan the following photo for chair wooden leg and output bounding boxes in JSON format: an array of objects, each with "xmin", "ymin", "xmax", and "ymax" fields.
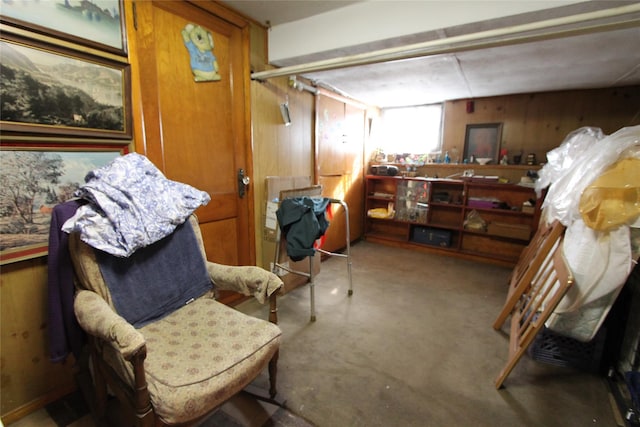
[
  {"xmin": 269, "ymin": 349, "xmax": 279, "ymax": 398},
  {"xmin": 90, "ymin": 345, "xmax": 109, "ymax": 420},
  {"xmin": 269, "ymin": 293, "xmax": 278, "ymax": 324},
  {"xmin": 268, "ymin": 292, "xmax": 279, "ymax": 398}
]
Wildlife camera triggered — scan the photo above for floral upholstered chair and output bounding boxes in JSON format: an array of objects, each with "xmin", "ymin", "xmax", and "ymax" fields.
[{"xmin": 69, "ymin": 215, "xmax": 283, "ymax": 426}]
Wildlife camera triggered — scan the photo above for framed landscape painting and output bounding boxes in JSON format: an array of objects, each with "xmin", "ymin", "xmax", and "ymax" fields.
[
  {"xmin": 0, "ymin": 144, "xmax": 126, "ymax": 264},
  {"xmin": 0, "ymin": 34, "xmax": 132, "ymax": 139},
  {"xmin": 0, "ymin": 0, "xmax": 126, "ymax": 55}
]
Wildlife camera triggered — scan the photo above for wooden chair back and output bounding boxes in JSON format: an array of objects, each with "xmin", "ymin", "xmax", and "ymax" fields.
[{"xmin": 495, "ymin": 236, "xmax": 574, "ymax": 388}]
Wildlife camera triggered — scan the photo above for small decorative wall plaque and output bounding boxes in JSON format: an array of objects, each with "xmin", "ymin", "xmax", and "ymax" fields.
[{"xmin": 181, "ymin": 23, "xmax": 221, "ymax": 82}]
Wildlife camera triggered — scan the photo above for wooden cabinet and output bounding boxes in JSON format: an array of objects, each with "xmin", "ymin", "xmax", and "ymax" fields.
[{"xmin": 365, "ymin": 176, "xmax": 542, "ymax": 265}]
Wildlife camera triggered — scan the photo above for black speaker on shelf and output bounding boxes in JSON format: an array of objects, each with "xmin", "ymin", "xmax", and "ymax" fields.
[{"xmin": 371, "ymin": 165, "xmax": 399, "ymax": 176}]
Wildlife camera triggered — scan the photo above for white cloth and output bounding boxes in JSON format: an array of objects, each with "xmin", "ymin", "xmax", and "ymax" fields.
[{"xmin": 63, "ymin": 153, "xmax": 210, "ymax": 257}]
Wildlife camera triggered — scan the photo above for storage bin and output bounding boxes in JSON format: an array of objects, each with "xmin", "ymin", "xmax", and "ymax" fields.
[
  {"xmin": 528, "ymin": 327, "xmax": 606, "ymax": 373},
  {"xmin": 411, "ymin": 227, "xmax": 451, "ymax": 247}
]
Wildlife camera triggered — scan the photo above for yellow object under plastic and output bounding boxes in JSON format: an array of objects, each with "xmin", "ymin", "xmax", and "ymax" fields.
[{"xmin": 580, "ymin": 158, "xmax": 640, "ymax": 231}]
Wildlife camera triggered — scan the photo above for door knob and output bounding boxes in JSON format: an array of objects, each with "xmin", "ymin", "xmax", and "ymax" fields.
[{"xmin": 238, "ymin": 168, "xmax": 250, "ymax": 198}]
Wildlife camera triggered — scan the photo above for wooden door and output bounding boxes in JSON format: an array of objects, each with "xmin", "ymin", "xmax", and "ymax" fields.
[
  {"xmin": 344, "ymin": 102, "xmax": 365, "ymax": 241},
  {"xmin": 316, "ymin": 93, "xmax": 365, "ymax": 252},
  {"xmin": 129, "ymin": 1, "xmax": 253, "ymax": 303},
  {"xmin": 317, "ymin": 95, "xmax": 346, "ymax": 175}
]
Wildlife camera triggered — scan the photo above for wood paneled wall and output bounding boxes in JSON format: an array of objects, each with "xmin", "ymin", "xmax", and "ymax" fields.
[
  {"xmin": 442, "ymin": 86, "xmax": 640, "ymax": 164},
  {"xmin": 2, "ymin": 16, "xmax": 638, "ymax": 422},
  {"xmin": 1, "ymin": 258, "xmax": 77, "ymax": 423},
  {"xmin": 250, "ymin": 76, "xmax": 316, "ymax": 269}
]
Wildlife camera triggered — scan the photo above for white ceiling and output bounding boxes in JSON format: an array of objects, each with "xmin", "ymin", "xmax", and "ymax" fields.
[{"xmin": 222, "ymin": 1, "xmax": 640, "ymax": 108}]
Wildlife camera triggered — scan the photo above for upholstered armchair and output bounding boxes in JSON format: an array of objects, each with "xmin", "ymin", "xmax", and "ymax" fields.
[{"xmin": 69, "ymin": 215, "xmax": 283, "ymax": 426}]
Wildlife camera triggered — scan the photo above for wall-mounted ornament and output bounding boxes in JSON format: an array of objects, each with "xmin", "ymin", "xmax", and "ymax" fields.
[
  {"xmin": 280, "ymin": 102, "xmax": 291, "ymax": 126},
  {"xmin": 181, "ymin": 23, "xmax": 220, "ymax": 82}
]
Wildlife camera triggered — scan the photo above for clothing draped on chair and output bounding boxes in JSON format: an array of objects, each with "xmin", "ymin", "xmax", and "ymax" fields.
[
  {"xmin": 62, "ymin": 152, "xmax": 210, "ymax": 257},
  {"xmin": 47, "ymin": 199, "xmax": 88, "ymax": 363},
  {"xmin": 49, "ymin": 153, "xmax": 284, "ymax": 426},
  {"xmin": 276, "ymin": 196, "xmax": 331, "ymax": 261}
]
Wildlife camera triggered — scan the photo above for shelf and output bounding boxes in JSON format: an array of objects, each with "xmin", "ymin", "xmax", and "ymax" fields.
[
  {"xmin": 427, "ymin": 223, "xmax": 461, "ymax": 231},
  {"xmin": 429, "ymin": 202, "xmax": 464, "ymax": 209},
  {"xmin": 460, "ymin": 249, "xmax": 519, "ymax": 264},
  {"xmin": 464, "ymin": 207, "xmax": 534, "ymax": 217},
  {"xmin": 462, "ymin": 229, "xmax": 531, "ymax": 243},
  {"xmin": 365, "ymin": 176, "xmax": 542, "ymax": 265}
]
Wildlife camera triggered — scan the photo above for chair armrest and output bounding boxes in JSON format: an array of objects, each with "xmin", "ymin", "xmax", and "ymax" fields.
[
  {"xmin": 74, "ymin": 290, "xmax": 145, "ymax": 359},
  {"xmin": 206, "ymin": 262, "xmax": 283, "ymax": 304}
]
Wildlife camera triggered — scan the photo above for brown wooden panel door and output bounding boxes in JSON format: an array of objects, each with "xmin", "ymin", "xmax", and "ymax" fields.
[
  {"xmin": 344, "ymin": 103, "xmax": 365, "ymax": 241},
  {"xmin": 316, "ymin": 93, "xmax": 366, "ymax": 251},
  {"xmin": 317, "ymin": 175, "xmax": 347, "ymax": 253},
  {"xmin": 316, "ymin": 94, "xmax": 346, "ymax": 176},
  {"xmin": 129, "ymin": 1, "xmax": 253, "ymax": 303}
]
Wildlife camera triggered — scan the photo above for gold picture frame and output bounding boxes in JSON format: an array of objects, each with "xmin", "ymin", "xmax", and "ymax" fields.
[{"xmin": 0, "ymin": 142, "xmax": 127, "ymax": 264}]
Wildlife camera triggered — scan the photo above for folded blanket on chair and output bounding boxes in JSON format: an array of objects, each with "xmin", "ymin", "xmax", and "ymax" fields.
[
  {"xmin": 95, "ymin": 220, "xmax": 211, "ymax": 328},
  {"xmin": 63, "ymin": 153, "xmax": 210, "ymax": 257}
]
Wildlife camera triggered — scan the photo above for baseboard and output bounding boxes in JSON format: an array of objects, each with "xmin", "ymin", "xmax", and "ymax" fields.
[{"xmin": 0, "ymin": 384, "xmax": 77, "ymax": 426}]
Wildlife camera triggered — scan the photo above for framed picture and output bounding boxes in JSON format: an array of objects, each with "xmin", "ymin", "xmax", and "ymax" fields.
[
  {"xmin": 0, "ymin": 143, "xmax": 126, "ymax": 264},
  {"xmin": 463, "ymin": 123, "xmax": 503, "ymax": 164},
  {"xmin": 0, "ymin": 0, "xmax": 126, "ymax": 56},
  {"xmin": 0, "ymin": 33, "xmax": 132, "ymax": 139}
]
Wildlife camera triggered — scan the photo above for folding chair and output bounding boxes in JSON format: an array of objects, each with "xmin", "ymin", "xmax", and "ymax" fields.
[
  {"xmin": 272, "ymin": 185, "xmax": 353, "ymax": 321},
  {"xmin": 493, "ymin": 220, "xmax": 565, "ymax": 330},
  {"xmin": 494, "ymin": 236, "xmax": 574, "ymax": 389}
]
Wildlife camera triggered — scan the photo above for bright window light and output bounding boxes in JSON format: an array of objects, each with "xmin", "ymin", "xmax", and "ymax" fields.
[{"xmin": 378, "ymin": 104, "xmax": 442, "ymax": 156}]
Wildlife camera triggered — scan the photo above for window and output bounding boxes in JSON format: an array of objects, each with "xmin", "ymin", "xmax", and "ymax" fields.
[{"xmin": 377, "ymin": 104, "xmax": 442, "ymax": 156}]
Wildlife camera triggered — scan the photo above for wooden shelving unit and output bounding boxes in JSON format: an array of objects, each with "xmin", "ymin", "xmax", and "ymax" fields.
[{"xmin": 365, "ymin": 175, "xmax": 543, "ymax": 266}]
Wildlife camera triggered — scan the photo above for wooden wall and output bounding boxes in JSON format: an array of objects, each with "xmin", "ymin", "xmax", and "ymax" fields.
[
  {"xmin": 1, "ymin": 259, "xmax": 77, "ymax": 423},
  {"xmin": 250, "ymin": 76, "xmax": 316, "ymax": 269},
  {"xmin": 247, "ymin": 20, "xmax": 318, "ymax": 269},
  {"xmin": 441, "ymin": 86, "xmax": 640, "ymax": 164},
  {"xmin": 2, "ymin": 15, "xmax": 638, "ymax": 423}
]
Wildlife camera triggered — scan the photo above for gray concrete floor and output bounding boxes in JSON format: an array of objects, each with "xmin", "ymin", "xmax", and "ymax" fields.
[
  {"xmin": 10, "ymin": 240, "xmax": 619, "ymax": 427},
  {"xmin": 238, "ymin": 240, "xmax": 619, "ymax": 427}
]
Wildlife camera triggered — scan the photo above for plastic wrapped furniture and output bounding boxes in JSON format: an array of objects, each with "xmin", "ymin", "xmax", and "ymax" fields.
[{"xmin": 69, "ymin": 215, "xmax": 283, "ymax": 426}]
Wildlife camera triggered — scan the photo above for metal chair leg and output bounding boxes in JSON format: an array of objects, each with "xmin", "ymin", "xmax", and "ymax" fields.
[{"xmin": 309, "ymin": 255, "xmax": 316, "ymax": 322}]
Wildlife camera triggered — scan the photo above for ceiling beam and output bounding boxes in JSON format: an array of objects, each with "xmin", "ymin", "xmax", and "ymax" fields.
[{"xmin": 251, "ymin": 4, "xmax": 640, "ymax": 81}]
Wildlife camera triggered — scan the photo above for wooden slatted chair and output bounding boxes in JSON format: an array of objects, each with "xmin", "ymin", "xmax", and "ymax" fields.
[
  {"xmin": 495, "ymin": 236, "xmax": 574, "ymax": 389},
  {"xmin": 493, "ymin": 220, "xmax": 565, "ymax": 330}
]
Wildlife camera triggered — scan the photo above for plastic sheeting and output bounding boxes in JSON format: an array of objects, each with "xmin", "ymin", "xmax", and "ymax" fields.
[
  {"xmin": 536, "ymin": 126, "xmax": 640, "ymax": 227},
  {"xmin": 580, "ymin": 157, "xmax": 640, "ymax": 231},
  {"xmin": 538, "ymin": 125, "xmax": 640, "ymax": 342}
]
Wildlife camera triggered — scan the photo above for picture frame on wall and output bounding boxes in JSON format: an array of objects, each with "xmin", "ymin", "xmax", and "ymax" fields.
[
  {"xmin": 463, "ymin": 123, "xmax": 503, "ymax": 164},
  {"xmin": 0, "ymin": 34, "xmax": 132, "ymax": 139},
  {"xmin": 0, "ymin": 142, "xmax": 127, "ymax": 264},
  {"xmin": 0, "ymin": 0, "xmax": 126, "ymax": 56}
]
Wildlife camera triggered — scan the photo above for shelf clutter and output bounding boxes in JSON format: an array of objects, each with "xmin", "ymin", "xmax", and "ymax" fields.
[{"xmin": 365, "ymin": 174, "xmax": 542, "ymax": 265}]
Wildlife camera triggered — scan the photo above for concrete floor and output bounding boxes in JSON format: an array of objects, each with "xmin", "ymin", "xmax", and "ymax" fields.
[
  {"xmin": 10, "ymin": 240, "xmax": 619, "ymax": 427},
  {"xmin": 238, "ymin": 240, "xmax": 619, "ymax": 427}
]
